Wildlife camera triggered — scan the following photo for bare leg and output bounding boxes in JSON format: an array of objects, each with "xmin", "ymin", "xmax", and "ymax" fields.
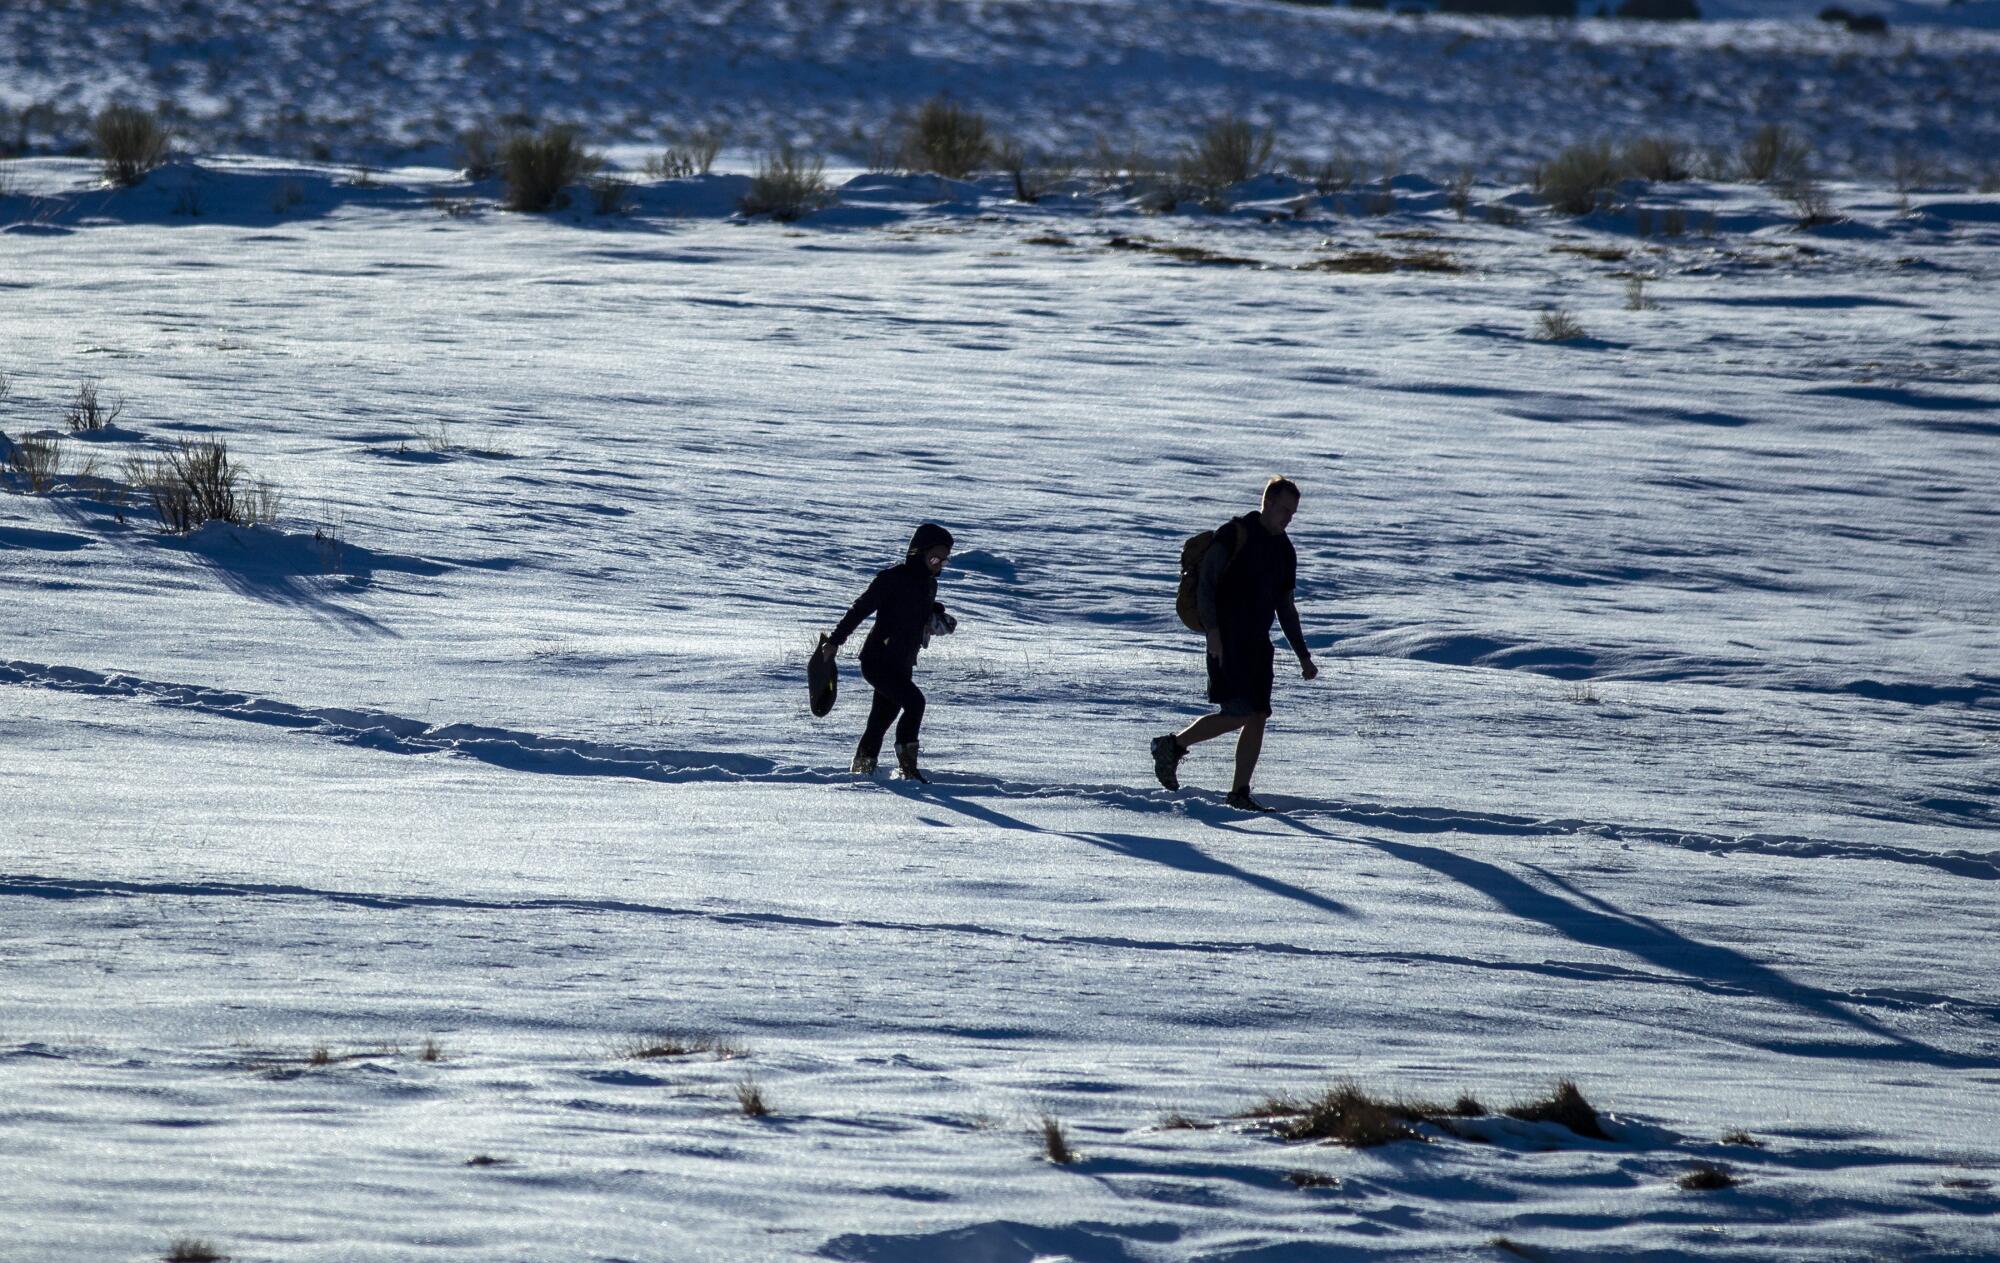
[
  {"xmin": 1176, "ymin": 710, "xmax": 1247, "ymax": 749},
  {"xmin": 1231, "ymin": 715, "xmax": 1267, "ymax": 790}
]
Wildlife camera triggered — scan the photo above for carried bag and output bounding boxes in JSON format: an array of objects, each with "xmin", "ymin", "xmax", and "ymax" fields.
[
  {"xmin": 1175, "ymin": 520, "xmax": 1242, "ymax": 632},
  {"xmin": 808, "ymin": 634, "xmax": 838, "ymax": 717}
]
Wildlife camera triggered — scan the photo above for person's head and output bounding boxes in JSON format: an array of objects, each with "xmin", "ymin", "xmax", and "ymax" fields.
[
  {"xmin": 1260, "ymin": 476, "xmax": 1301, "ymax": 532},
  {"xmin": 906, "ymin": 522, "xmax": 955, "ymax": 574}
]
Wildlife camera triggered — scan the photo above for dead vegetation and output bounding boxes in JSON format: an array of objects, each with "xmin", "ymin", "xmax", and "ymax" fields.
[
  {"xmin": 1245, "ymin": 1080, "xmax": 1481, "ymax": 1147},
  {"xmin": 1678, "ymin": 1161, "xmax": 1738, "ymax": 1190},
  {"xmin": 1503, "ymin": 1079, "xmax": 1609, "ymax": 1138},
  {"xmin": 1286, "ymin": 1169, "xmax": 1341, "ymax": 1189},
  {"xmin": 740, "ymin": 145, "xmax": 832, "ymax": 221},
  {"xmin": 903, "ymin": 96, "xmax": 992, "ymax": 179},
  {"xmin": 734, "ymin": 1077, "xmax": 772, "ymax": 1117},
  {"xmin": 1299, "ymin": 249, "xmax": 1462, "ymax": 274},
  {"xmin": 64, "ymin": 380, "xmax": 122, "ymax": 432},
  {"xmin": 1040, "ymin": 1114, "xmax": 1077, "ymax": 1164},
  {"xmin": 623, "ymin": 1031, "xmax": 744, "ymax": 1061},
  {"xmin": 1104, "ymin": 235, "xmax": 1262, "ymax": 267},
  {"xmin": 94, "ymin": 105, "xmax": 169, "ymax": 186},
  {"xmin": 124, "ymin": 438, "xmax": 280, "ymax": 533},
  {"xmin": 164, "ymin": 1238, "xmax": 225, "ymax": 1263}
]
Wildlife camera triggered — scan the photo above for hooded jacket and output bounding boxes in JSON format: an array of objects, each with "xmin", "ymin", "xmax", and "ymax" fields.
[{"xmin": 829, "ymin": 523, "xmax": 955, "ymax": 672}]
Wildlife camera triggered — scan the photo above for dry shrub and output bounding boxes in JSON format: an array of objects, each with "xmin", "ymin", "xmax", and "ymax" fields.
[
  {"xmin": 164, "ymin": 1238, "xmax": 225, "ymax": 1263},
  {"xmin": 94, "ymin": 105, "xmax": 169, "ymax": 186},
  {"xmin": 420, "ymin": 1037, "xmax": 444, "ymax": 1063},
  {"xmin": 1502, "ymin": 1079, "xmax": 1608, "ymax": 1138},
  {"xmin": 734, "ymin": 1077, "xmax": 771, "ymax": 1117},
  {"xmin": 998, "ymin": 140, "xmax": 1072, "ymax": 204},
  {"xmin": 903, "ymin": 96, "xmax": 991, "ymax": 179},
  {"xmin": 1720, "ymin": 1129, "xmax": 1763, "ymax": 1147},
  {"xmin": 1247, "ymin": 1081, "xmax": 1465, "ymax": 1147},
  {"xmin": 1533, "ymin": 310, "xmax": 1589, "ymax": 342},
  {"xmin": 64, "ymin": 380, "xmax": 122, "ymax": 432},
  {"xmin": 740, "ymin": 144, "xmax": 832, "ymax": 220},
  {"xmin": 623, "ymin": 1032, "xmax": 743, "ymax": 1060},
  {"xmin": 1535, "ymin": 140, "xmax": 1620, "ymax": 215},
  {"xmin": 1780, "ymin": 175, "xmax": 1836, "ymax": 226},
  {"xmin": 589, "ymin": 174, "xmax": 634, "ymax": 215},
  {"xmin": 1299, "ymin": 249, "xmax": 1462, "ymax": 274},
  {"xmin": 502, "ymin": 126, "xmax": 601, "ymax": 212},
  {"xmin": 1180, "ymin": 115, "xmax": 1276, "ymax": 200},
  {"xmin": 1739, "ymin": 123, "xmax": 1809, "ymax": 183},
  {"xmin": 1157, "ymin": 1110, "xmax": 1213, "ymax": 1130},
  {"xmin": 458, "ymin": 124, "xmax": 503, "ymax": 179},
  {"xmin": 7, "ymin": 433, "xmax": 62, "ymax": 492},
  {"xmin": 1624, "ymin": 135, "xmax": 1690, "ymax": 181},
  {"xmin": 1290, "ymin": 152, "xmax": 1357, "ymax": 196},
  {"xmin": 1286, "ymin": 1169, "xmax": 1341, "ymax": 1189},
  {"xmin": 1678, "ymin": 1161, "xmax": 1737, "ymax": 1190},
  {"xmin": 644, "ymin": 125, "xmax": 726, "ymax": 178},
  {"xmin": 124, "ymin": 438, "xmax": 278, "ymax": 533},
  {"xmin": 1040, "ymin": 1114, "xmax": 1076, "ymax": 1164},
  {"xmin": 1446, "ymin": 165, "xmax": 1476, "ymax": 218}
]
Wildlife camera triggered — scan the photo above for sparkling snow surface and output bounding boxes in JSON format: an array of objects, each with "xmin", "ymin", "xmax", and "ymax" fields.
[{"xmin": 3, "ymin": 155, "xmax": 1998, "ymax": 1261}]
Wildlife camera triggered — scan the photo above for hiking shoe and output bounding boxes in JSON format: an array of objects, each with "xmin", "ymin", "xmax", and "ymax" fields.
[
  {"xmin": 1151, "ymin": 734, "xmax": 1184, "ymax": 791},
  {"xmin": 1226, "ymin": 786, "xmax": 1275, "ymax": 813},
  {"xmin": 895, "ymin": 741, "xmax": 928, "ymax": 784},
  {"xmin": 850, "ymin": 749, "xmax": 878, "ymax": 775}
]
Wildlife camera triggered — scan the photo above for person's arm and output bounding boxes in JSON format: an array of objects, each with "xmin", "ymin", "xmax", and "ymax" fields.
[
  {"xmin": 1278, "ymin": 593, "xmax": 1317, "ymax": 679},
  {"xmin": 825, "ymin": 574, "xmax": 883, "ymax": 654},
  {"xmin": 1197, "ymin": 525, "xmax": 1233, "ymax": 657}
]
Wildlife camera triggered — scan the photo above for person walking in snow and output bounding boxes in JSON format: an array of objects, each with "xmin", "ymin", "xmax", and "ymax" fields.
[
  {"xmin": 821, "ymin": 522, "xmax": 958, "ymax": 781},
  {"xmin": 1152, "ymin": 477, "xmax": 1317, "ymax": 812}
]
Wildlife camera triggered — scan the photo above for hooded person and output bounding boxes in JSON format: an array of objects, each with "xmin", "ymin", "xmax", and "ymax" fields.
[{"xmin": 820, "ymin": 522, "xmax": 957, "ymax": 780}]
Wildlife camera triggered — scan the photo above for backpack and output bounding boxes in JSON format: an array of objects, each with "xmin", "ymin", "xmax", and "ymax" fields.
[{"xmin": 1176, "ymin": 519, "xmax": 1244, "ymax": 632}]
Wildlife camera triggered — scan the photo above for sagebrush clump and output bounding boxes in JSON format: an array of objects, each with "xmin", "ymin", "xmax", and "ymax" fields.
[
  {"xmin": 739, "ymin": 145, "xmax": 832, "ymax": 220},
  {"xmin": 93, "ymin": 105, "xmax": 169, "ymax": 186},
  {"xmin": 1180, "ymin": 116, "xmax": 1276, "ymax": 201},
  {"xmin": 903, "ymin": 96, "xmax": 991, "ymax": 179},
  {"xmin": 1535, "ymin": 140, "xmax": 1620, "ymax": 215},
  {"xmin": 124, "ymin": 438, "xmax": 280, "ymax": 533},
  {"xmin": 502, "ymin": 126, "xmax": 602, "ymax": 212}
]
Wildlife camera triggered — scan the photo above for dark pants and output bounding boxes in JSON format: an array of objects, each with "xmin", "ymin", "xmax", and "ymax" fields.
[{"xmin": 858, "ymin": 659, "xmax": 925, "ymax": 758}]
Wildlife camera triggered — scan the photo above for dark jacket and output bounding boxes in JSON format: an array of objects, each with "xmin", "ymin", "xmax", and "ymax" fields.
[
  {"xmin": 1199, "ymin": 512, "xmax": 1305, "ymax": 653},
  {"xmin": 829, "ymin": 524, "xmax": 955, "ymax": 673}
]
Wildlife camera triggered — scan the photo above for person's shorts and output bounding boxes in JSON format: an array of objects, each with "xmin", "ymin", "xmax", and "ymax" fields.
[{"xmin": 1206, "ymin": 638, "xmax": 1274, "ymax": 718}]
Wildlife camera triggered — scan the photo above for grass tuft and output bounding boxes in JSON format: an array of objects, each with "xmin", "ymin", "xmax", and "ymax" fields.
[
  {"xmin": 734, "ymin": 1076, "xmax": 771, "ymax": 1117},
  {"xmin": 1720, "ymin": 1129, "xmax": 1763, "ymax": 1148},
  {"xmin": 1502, "ymin": 1079, "xmax": 1608, "ymax": 1138},
  {"xmin": 1286, "ymin": 1169, "xmax": 1341, "ymax": 1189},
  {"xmin": 1246, "ymin": 1080, "xmax": 1464, "ymax": 1147},
  {"xmin": 465, "ymin": 1154, "xmax": 508, "ymax": 1167},
  {"xmin": 1179, "ymin": 115, "xmax": 1276, "ymax": 203},
  {"xmin": 1535, "ymin": 140, "xmax": 1620, "ymax": 215},
  {"xmin": 63, "ymin": 380, "xmax": 122, "ymax": 432},
  {"xmin": 420, "ymin": 1037, "xmax": 444, "ymax": 1063},
  {"xmin": 623, "ymin": 1032, "xmax": 743, "ymax": 1060},
  {"xmin": 1678, "ymin": 1161, "xmax": 1737, "ymax": 1190},
  {"xmin": 7, "ymin": 433, "xmax": 63, "ymax": 493},
  {"xmin": 1739, "ymin": 123, "xmax": 1809, "ymax": 184},
  {"xmin": 94, "ymin": 105, "xmax": 169, "ymax": 186},
  {"xmin": 1157, "ymin": 1110, "xmax": 1213, "ymax": 1130},
  {"xmin": 740, "ymin": 144, "xmax": 832, "ymax": 221},
  {"xmin": 1490, "ymin": 1239, "xmax": 1537, "ymax": 1260},
  {"xmin": 1298, "ymin": 249, "xmax": 1462, "ymax": 274},
  {"xmin": 903, "ymin": 96, "xmax": 991, "ymax": 179},
  {"xmin": 164, "ymin": 1238, "xmax": 225, "ymax": 1263},
  {"xmin": 1532, "ymin": 310, "xmax": 1589, "ymax": 343},
  {"xmin": 1040, "ymin": 1113, "xmax": 1076, "ymax": 1164},
  {"xmin": 502, "ymin": 125, "xmax": 601, "ymax": 212}
]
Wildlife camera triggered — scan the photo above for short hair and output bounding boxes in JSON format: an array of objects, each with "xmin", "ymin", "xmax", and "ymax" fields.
[{"xmin": 1263, "ymin": 475, "xmax": 1301, "ymax": 505}]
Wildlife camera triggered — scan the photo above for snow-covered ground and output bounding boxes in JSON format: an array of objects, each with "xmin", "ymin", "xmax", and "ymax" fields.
[
  {"xmin": 4, "ymin": 22, "xmax": 1999, "ymax": 1262},
  {"xmin": 4, "ymin": 0, "xmax": 1999, "ymax": 178}
]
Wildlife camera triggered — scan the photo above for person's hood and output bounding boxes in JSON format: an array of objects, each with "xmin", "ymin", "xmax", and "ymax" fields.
[{"xmin": 905, "ymin": 522, "xmax": 955, "ymax": 560}]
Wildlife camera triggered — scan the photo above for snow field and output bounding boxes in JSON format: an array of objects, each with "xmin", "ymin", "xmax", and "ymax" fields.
[{"xmin": 2, "ymin": 149, "xmax": 1998, "ymax": 1260}]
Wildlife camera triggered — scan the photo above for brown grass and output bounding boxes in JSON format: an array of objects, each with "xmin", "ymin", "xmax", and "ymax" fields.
[
  {"xmin": 1720, "ymin": 1130, "xmax": 1763, "ymax": 1148},
  {"xmin": 1286, "ymin": 1169, "xmax": 1341, "ymax": 1189},
  {"xmin": 1503, "ymin": 1079, "xmax": 1608, "ymax": 1138},
  {"xmin": 1041, "ymin": 1114, "xmax": 1077, "ymax": 1164},
  {"xmin": 1299, "ymin": 249, "xmax": 1462, "ymax": 274},
  {"xmin": 624, "ymin": 1032, "xmax": 744, "ymax": 1060},
  {"xmin": 1678, "ymin": 1161, "xmax": 1737, "ymax": 1190},
  {"xmin": 1104, "ymin": 235, "xmax": 1262, "ymax": 266},
  {"xmin": 1246, "ymin": 1080, "xmax": 1468, "ymax": 1147},
  {"xmin": 734, "ymin": 1077, "xmax": 771, "ymax": 1117},
  {"xmin": 165, "ymin": 1238, "xmax": 225, "ymax": 1263},
  {"xmin": 1157, "ymin": 1110, "xmax": 1214, "ymax": 1130}
]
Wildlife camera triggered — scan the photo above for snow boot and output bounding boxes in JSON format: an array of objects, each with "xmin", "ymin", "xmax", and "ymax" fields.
[
  {"xmin": 851, "ymin": 747, "xmax": 878, "ymax": 776},
  {"xmin": 1226, "ymin": 785, "xmax": 1274, "ymax": 813},
  {"xmin": 1151, "ymin": 734, "xmax": 1184, "ymax": 791},
  {"xmin": 895, "ymin": 741, "xmax": 928, "ymax": 784}
]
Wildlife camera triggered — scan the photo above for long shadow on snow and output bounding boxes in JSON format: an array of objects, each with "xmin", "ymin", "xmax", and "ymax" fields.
[
  {"xmin": 886, "ymin": 783, "xmax": 1352, "ymax": 921},
  {"xmin": 4, "ymin": 656, "xmax": 1993, "ymax": 884},
  {"xmin": 1274, "ymin": 815, "xmax": 1980, "ymax": 1069}
]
